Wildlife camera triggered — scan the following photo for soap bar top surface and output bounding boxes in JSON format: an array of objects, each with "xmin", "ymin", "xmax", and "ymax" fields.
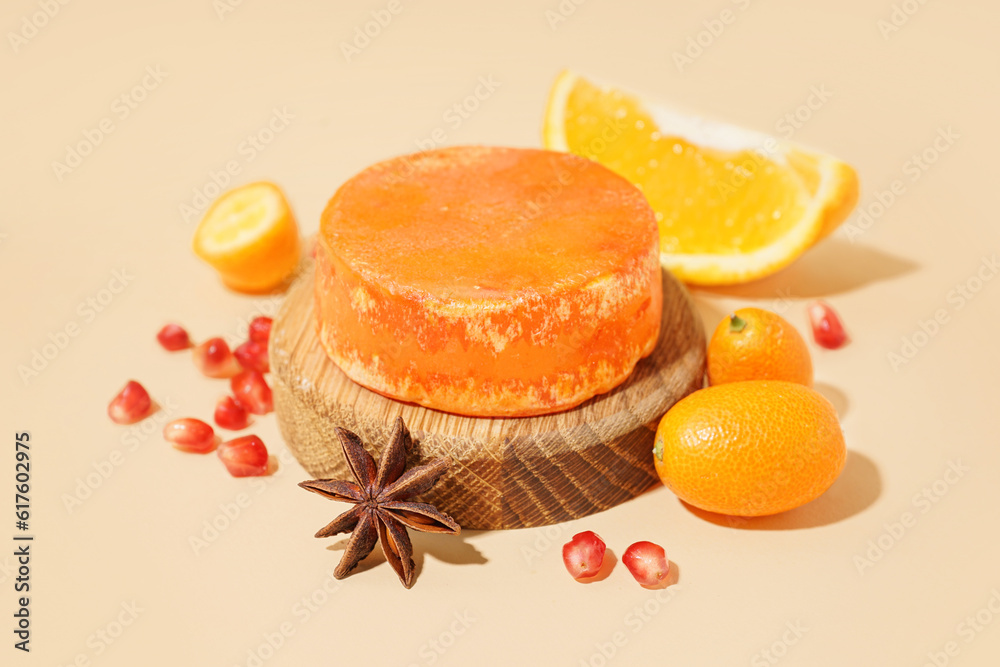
[
  {"xmin": 316, "ymin": 145, "xmax": 662, "ymax": 417},
  {"xmin": 324, "ymin": 145, "xmax": 656, "ymax": 297}
]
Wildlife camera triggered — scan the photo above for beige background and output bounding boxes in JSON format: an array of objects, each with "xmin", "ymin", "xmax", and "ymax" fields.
[{"xmin": 3, "ymin": 0, "xmax": 999, "ymax": 665}]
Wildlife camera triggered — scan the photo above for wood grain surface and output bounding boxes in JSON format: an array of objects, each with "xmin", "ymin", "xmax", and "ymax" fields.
[{"xmin": 271, "ymin": 265, "xmax": 706, "ymax": 530}]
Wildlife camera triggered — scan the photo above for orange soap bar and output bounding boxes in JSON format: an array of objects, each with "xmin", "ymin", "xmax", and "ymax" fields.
[{"xmin": 315, "ymin": 146, "xmax": 662, "ymax": 417}]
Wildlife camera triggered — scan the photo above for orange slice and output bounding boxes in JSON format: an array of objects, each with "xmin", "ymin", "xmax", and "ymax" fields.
[
  {"xmin": 193, "ymin": 181, "xmax": 300, "ymax": 293},
  {"xmin": 543, "ymin": 71, "xmax": 858, "ymax": 285}
]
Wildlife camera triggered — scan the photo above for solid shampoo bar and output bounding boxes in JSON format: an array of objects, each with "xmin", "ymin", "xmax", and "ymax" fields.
[{"xmin": 315, "ymin": 146, "xmax": 662, "ymax": 417}]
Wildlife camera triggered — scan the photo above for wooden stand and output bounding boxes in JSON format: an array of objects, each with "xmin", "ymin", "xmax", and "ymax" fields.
[{"xmin": 271, "ymin": 266, "xmax": 705, "ymax": 530}]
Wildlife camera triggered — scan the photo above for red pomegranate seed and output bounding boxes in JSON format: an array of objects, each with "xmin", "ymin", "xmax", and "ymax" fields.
[
  {"xmin": 163, "ymin": 418, "xmax": 216, "ymax": 453},
  {"xmin": 807, "ymin": 300, "xmax": 849, "ymax": 349},
  {"xmin": 231, "ymin": 370, "xmax": 273, "ymax": 415},
  {"xmin": 218, "ymin": 435, "xmax": 269, "ymax": 477},
  {"xmin": 156, "ymin": 323, "xmax": 192, "ymax": 351},
  {"xmin": 234, "ymin": 340, "xmax": 270, "ymax": 373},
  {"xmin": 622, "ymin": 541, "xmax": 670, "ymax": 587},
  {"xmin": 248, "ymin": 317, "xmax": 273, "ymax": 344},
  {"xmin": 192, "ymin": 337, "xmax": 241, "ymax": 378},
  {"xmin": 214, "ymin": 395, "xmax": 250, "ymax": 430},
  {"xmin": 562, "ymin": 531, "xmax": 607, "ymax": 580},
  {"xmin": 107, "ymin": 380, "xmax": 153, "ymax": 425}
]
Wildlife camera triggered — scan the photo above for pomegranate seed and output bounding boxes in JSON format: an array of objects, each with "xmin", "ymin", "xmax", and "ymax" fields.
[
  {"xmin": 214, "ymin": 395, "xmax": 250, "ymax": 430},
  {"xmin": 163, "ymin": 418, "xmax": 216, "ymax": 453},
  {"xmin": 234, "ymin": 340, "xmax": 270, "ymax": 373},
  {"xmin": 107, "ymin": 380, "xmax": 153, "ymax": 425},
  {"xmin": 622, "ymin": 541, "xmax": 670, "ymax": 587},
  {"xmin": 192, "ymin": 337, "xmax": 241, "ymax": 378},
  {"xmin": 231, "ymin": 370, "xmax": 273, "ymax": 415},
  {"xmin": 562, "ymin": 531, "xmax": 607, "ymax": 580},
  {"xmin": 807, "ymin": 300, "xmax": 849, "ymax": 349},
  {"xmin": 156, "ymin": 323, "xmax": 192, "ymax": 351},
  {"xmin": 218, "ymin": 435, "xmax": 269, "ymax": 477},
  {"xmin": 248, "ymin": 317, "xmax": 273, "ymax": 344}
]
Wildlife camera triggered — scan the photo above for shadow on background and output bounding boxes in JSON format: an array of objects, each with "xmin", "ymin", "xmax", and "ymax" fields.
[
  {"xmin": 413, "ymin": 530, "xmax": 488, "ymax": 565},
  {"xmin": 325, "ymin": 529, "xmax": 487, "ymax": 583},
  {"xmin": 412, "ymin": 530, "xmax": 488, "ymax": 581},
  {"xmin": 682, "ymin": 449, "xmax": 881, "ymax": 530},
  {"xmin": 694, "ymin": 239, "xmax": 918, "ymax": 299}
]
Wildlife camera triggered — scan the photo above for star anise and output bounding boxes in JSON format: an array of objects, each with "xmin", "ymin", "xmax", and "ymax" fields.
[{"xmin": 298, "ymin": 417, "xmax": 460, "ymax": 588}]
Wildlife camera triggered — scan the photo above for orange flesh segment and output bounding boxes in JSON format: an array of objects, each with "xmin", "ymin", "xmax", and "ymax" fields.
[
  {"xmin": 560, "ymin": 78, "xmax": 808, "ymax": 255},
  {"xmin": 193, "ymin": 181, "xmax": 300, "ymax": 293},
  {"xmin": 316, "ymin": 146, "xmax": 663, "ymax": 417}
]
